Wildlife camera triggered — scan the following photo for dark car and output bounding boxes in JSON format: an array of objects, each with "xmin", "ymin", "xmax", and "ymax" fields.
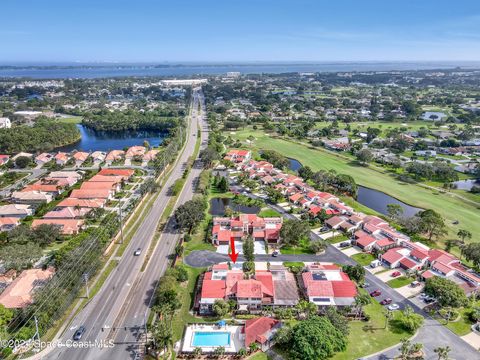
[
  {"xmin": 272, "ymin": 250, "xmax": 279, "ymax": 257},
  {"xmin": 380, "ymin": 298, "xmax": 392, "ymax": 305},
  {"xmin": 73, "ymin": 326, "xmax": 86, "ymax": 341},
  {"xmin": 339, "ymin": 241, "xmax": 351, "ymax": 248},
  {"xmin": 370, "ymin": 290, "xmax": 381, "ymax": 297}
]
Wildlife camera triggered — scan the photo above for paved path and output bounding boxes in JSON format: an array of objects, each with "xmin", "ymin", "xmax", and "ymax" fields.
[{"xmin": 0, "ymin": 168, "xmax": 46, "ymax": 197}]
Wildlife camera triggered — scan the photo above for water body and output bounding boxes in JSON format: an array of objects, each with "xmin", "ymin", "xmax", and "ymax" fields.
[
  {"xmin": 2, "ymin": 62, "xmax": 480, "ymax": 79},
  {"xmin": 288, "ymin": 157, "xmax": 303, "ymax": 171},
  {"xmin": 356, "ymin": 186, "xmax": 422, "ymax": 217},
  {"xmin": 209, "ymin": 197, "xmax": 260, "ymax": 216},
  {"xmin": 452, "ymin": 179, "xmax": 480, "ymax": 191},
  {"xmin": 57, "ymin": 124, "xmax": 165, "ymax": 152},
  {"xmin": 286, "ymin": 157, "xmax": 422, "ymax": 217}
]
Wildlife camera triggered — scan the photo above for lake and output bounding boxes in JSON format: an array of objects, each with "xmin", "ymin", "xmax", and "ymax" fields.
[
  {"xmin": 356, "ymin": 186, "xmax": 422, "ymax": 218},
  {"xmin": 57, "ymin": 124, "xmax": 166, "ymax": 152},
  {"xmin": 210, "ymin": 197, "xmax": 260, "ymax": 216},
  {"xmin": 288, "ymin": 158, "xmax": 303, "ymax": 171},
  {"xmin": 287, "ymin": 157, "xmax": 422, "ymax": 217},
  {"xmin": 452, "ymin": 179, "xmax": 480, "ymax": 191},
  {"xmin": 2, "ymin": 62, "xmax": 480, "ymax": 79}
]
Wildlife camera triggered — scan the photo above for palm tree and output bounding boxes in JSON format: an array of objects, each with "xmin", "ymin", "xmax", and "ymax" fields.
[
  {"xmin": 353, "ymin": 293, "xmax": 371, "ymax": 319},
  {"xmin": 434, "ymin": 346, "xmax": 451, "ymax": 360},
  {"xmin": 457, "ymin": 229, "xmax": 472, "ymax": 259}
]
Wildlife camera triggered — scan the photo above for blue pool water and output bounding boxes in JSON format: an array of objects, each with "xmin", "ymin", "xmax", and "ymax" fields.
[{"xmin": 192, "ymin": 332, "xmax": 231, "ymax": 347}]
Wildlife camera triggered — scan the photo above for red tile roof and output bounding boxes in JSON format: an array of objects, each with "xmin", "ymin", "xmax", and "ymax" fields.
[
  {"xmin": 381, "ymin": 248, "xmax": 404, "ymax": 264},
  {"xmin": 201, "ymin": 280, "xmax": 226, "ymax": 299},
  {"xmin": 331, "ymin": 281, "xmax": 358, "ymax": 297},
  {"xmin": 98, "ymin": 168, "xmax": 134, "ymax": 178},
  {"xmin": 400, "ymin": 257, "xmax": 418, "ymax": 270},
  {"xmin": 245, "ymin": 317, "xmax": 279, "ymax": 347}
]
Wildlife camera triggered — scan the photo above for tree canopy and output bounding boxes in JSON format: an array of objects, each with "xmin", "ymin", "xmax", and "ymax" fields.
[{"xmin": 424, "ymin": 276, "xmax": 467, "ymax": 308}]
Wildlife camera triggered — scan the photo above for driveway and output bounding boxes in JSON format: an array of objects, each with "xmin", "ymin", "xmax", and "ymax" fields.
[
  {"xmin": 396, "ymin": 283, "xmax": 424, "ymax": 298},
  {"xmin": 342, "ymin": 246, "xmax": 361, "ymax": 257},
  {"xmin": 216, "ymin": 241, "xmax": 267, "ymax": 255},
  {"xmin": 376, "ymin": 268, "xmax": 405, "ymax": 283}
]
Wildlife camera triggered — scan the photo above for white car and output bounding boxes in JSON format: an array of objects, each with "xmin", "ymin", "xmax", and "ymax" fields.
[{"xmin": 387, "ymin": 304, "xmax": 400, "ymax": 311}]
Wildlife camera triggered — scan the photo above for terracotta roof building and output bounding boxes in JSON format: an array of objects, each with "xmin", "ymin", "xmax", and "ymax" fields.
[{"xmin": 0, "ymin": 268, "xmax": 55, "ymax": 308}]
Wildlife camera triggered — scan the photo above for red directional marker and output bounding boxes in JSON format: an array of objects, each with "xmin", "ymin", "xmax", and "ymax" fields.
[{"xmin": 228, "ymin": 237, "xmax": 238, "ymax": 263}]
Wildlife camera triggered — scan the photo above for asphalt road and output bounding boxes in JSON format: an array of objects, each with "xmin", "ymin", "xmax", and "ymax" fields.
[
  {"xmin": 44, "ymin": 89, "xmax": 207, "ymax": 360},
  {"xmin": 186, "ymin": 190, "xmax": 480, "ymax": 360}
]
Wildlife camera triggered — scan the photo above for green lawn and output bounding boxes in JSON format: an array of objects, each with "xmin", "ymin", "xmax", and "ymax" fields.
[
  {"xmin": 226, "ymin": 127, "xmax": 480, "ymax": 243},
  {"xmin": 442, "ymin": 302, "xmax": 479, "ymax": 336},
  {"xmin": 331, "ymin": 294, "xmax": 410, "ymax": 360},
  {"xmin": 258, "ymin": 208, "xmax": 281, "ymax": 217},
  {"xmin": 281, "ymin": 238, "xmax": 313, "ymax": 254},
  {"xmin": 387, "ymin": 276, "xmax": 413, "ymax": 288},
  {"xmin": 351, "ymin": 253, "xmax": 376, "ymax": 266},
  {"xmin": 283, "ymin": 261, "xmax": 305, "ymax": 268},
  {"xmin": 247, "ymin": 352, "xmax": 269, "ymax": 360},
  {"xmin": 171, "ymin": 265, "xmax": 215, "ymax": 341},
  {"xmin": 328, "ymin": 234, "xmax": 350, "ymax": 244},
  {"xmin": 56, "ymin": 116, "xmax": 83, "ymax": 124}
]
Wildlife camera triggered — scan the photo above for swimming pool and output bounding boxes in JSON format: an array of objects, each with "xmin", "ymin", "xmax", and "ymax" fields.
[{"xmin": 192, "ymin": 331, "xmax": 231, "ymax": 347}]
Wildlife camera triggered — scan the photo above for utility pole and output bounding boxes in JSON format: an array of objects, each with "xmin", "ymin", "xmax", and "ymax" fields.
[
  {"xmin": 34, "ymin": 316, "xmax": 39, "ymax": 341},
  {"xmin": 83, "ymin": 273, "xmax": 90, "ymax": 298}
]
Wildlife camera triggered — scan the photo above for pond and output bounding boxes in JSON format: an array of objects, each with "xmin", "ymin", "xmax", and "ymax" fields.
[
  {"xmin": 286, "ymin": 156, "xmax": 422, "ymax": 217},
  {"xmin": 209, "ymin": 197, "xmax": 260, "ymax": 216},
  {"xmin": 57, "ymin": 124, "xmax": 166, "ymax": 152},
  {"xmin": 288, "ymin": 157, "xmax": 303, "ymax": 171},
  {"xmin": 452, "ymin": 179, "xmax": 480, "ymax": 191},
  {"xmin": 357, "ymin": 186, "xmax": 422, "ymax": 218}
]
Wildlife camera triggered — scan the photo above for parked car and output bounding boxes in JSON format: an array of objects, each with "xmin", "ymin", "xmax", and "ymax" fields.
[
  {"xmin": 370, "ymin": 290, "xmax": 381, "ymax": 297},
  {"xmin": 411, "ymin": 281, "xmax": 421, "ymax": 288},
  {"xmin": 424, "ymin": 296, "xmax": 436, "ymax": 304},
  {"xmin": 387, "ymin": 304, "xmax": 400, "ymax": 311},
  {"xmin": 391, "ymin": 271, "xmax": 401, "ymax": 277},
  {"xmin": 134, "ymin": 248, "xmax": 142, "ymax": 256},
  {"xmin": 360, "ymin": 282, "xmax": 370, "ymax": 288},
  {"xmin": 419, "ymin": 292, "xmax": 427, "ymax": 299},
  {"xmin": 73, "ymin": 326, "xmax": 86, "ymax": 341},
  {"xmin": 272, "ymin": 250, "xmax": 279, "ymax": 257},
  {"xmin": 370, "ymin": 260, "xmax": 382, "ymax": 268},
  {"xmin": 339, "ymin": 241, "xmax": 351, "ymax": 248},
  {"xmin": 380, "ymin": 298, "xmax": 393, "ymax": 305}
]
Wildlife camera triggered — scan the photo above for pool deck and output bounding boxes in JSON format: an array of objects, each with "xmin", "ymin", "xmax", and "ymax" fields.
[{"xmin": 182, "ymin": 324, "xmax": 243, "ymax": 353}]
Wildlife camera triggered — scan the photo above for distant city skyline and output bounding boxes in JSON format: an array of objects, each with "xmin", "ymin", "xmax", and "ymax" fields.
[{"xmin": 1, "ymin": 0, "xmax": 480, "ymax": 62}]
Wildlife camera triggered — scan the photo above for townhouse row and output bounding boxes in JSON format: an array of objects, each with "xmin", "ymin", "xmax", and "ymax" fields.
[{"xmin": 194, "ymin": 262, "xmax": 357, "ymax": 315}]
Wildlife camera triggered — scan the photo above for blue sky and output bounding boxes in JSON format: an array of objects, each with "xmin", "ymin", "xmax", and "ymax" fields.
[{"xmin": 1, "ymin": 0, "xmax": 480, "ymax": 62}]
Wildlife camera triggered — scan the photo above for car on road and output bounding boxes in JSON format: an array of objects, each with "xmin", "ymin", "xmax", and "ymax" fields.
[
  {"xmin": 387, "ymin": 304, "xmax": 400, "ymax": 311},
  {"xmin": 73, "ymin": 326, "xmax": 86, "ymax": 341},
  {"xmin": 370, "ymin": 290, "xmax": 381, "ymax": 297},
  {"xmin": 391, "ymin": 271, "xmax": 401, "ymax": 277},
  {"xmin": 380, "ymin": 298, "xmax": 392, "ymax": 305},
  {"xmin": 134, "ymin": 248, "xmax": 142, "ymax": 256}
]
